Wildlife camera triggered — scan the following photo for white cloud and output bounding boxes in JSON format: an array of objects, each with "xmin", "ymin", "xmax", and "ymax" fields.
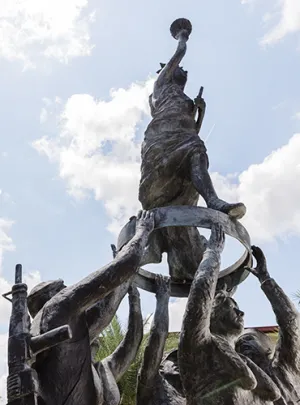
[
  {"xmin": 0, "ymin": 0, "xmax": 95, "ymax": 69},
  {"xmin": 242, "ymin": 0, "xmax": 300, "ymax": 45},
  {"xmin": 0, "ymin": 218, "xmax": 15, "ymax": 273},
  {"xmin": 211, "ymin": 132, "xmax": 300, "ymax": 242},
  {"xmin": 40, "ymin": 108, "xmax": 48, "ymax": 124},
  {"xmin": 143, "ymin": 298, "xmax": 187, "ymax": 333},
  {"xmin": 33, "ymin": 78, "xmax": 155, "ymax": 234},
  {"xmin": 0, "ymin": 334, "xmax": 7, "ymax": 404},
  {"xmin": 0, "ymin": 213, "xmax": 15, "ymax": 326},
  {"xmin": 169, "ymin": 298, "xmax": 187, "ymax": 332},
  {"xmin": 34, "ymin": 79, "xmax": 300, "ymax": 244}
]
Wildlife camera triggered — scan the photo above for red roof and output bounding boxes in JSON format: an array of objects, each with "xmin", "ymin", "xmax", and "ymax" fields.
[{"xmin": 245, "ymin": 326, "xmax": 278, "ymax": 333}]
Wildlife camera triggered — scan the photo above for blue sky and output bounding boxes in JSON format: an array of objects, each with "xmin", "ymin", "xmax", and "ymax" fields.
[{"xmin": 0, "ymin": 0, "xmax": 300, "ymax": 400}]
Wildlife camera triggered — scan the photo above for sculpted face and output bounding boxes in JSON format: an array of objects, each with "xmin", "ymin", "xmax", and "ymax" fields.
[
  {"xmin": 236, "ymin": 330, "xmax": 274, "ymax": 366},
  {"xmin": 173, "ymin": 66, "xmax": 188, "ymax": 87},
  {"xmin": 160, "ymin": 350, "xmax": 183, "ymax": 395},
  {"xmin": 211, "ymin": 294, "xmax": 244, "ymax": 337}
]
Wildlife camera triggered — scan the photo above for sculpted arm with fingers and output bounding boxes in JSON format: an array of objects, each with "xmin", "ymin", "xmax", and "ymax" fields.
[
  {"xmin": 41, "ymin": 210, "xmax": 154, "ymax": 330},
  {"xmin": 137, "ymin": 276, "xmax": 170, "ymax": 399},
  {"xmin": 179, "ymin": 224, "xmax": 226, "ymax": 345},
  {"xmin": 87, "ymin": 280, "xmax": 133, "ymax": 343},
  {"xmin": 246, "ymin": 246, "xmax": 300, "ymax": 370},
  {"xmin": 103, "ymin": 286, "xmax": 143, "ymax": 382}
]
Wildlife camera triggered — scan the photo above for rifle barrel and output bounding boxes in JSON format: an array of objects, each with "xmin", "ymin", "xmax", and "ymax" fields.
[{"xmin": 15, "ymin": 264, "xmax": 22, "ymax": 284}]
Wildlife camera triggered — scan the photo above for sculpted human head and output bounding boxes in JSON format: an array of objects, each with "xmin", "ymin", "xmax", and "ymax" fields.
[
  {"xmin": 28, "ymin": 279, "xmax": 66, "ymax": 318},
  {"xmin": 160, "ymin": 349, "xmax": 183, "ymax": 395},
  {"xmin": 235, "ymin": 329, "xmax": 274, "ymax": 366},
  {"xmin": 210, "ymin": 291, "xmax": 244, "ymax": 338}
]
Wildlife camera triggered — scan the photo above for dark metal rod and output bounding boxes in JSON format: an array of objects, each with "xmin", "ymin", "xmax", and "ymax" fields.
[{"xmin": 15, "ymin": 264, "xmax": 22, "ymax": 284}]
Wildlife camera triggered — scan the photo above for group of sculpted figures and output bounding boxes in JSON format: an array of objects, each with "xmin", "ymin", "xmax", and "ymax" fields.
[
  {"xmin": 7, "ymin": 18, "xmax": 300, "ymax": 405},
  {"xmin": 26, "ymin": 215, "xmax": 300, "ymax": 405}
]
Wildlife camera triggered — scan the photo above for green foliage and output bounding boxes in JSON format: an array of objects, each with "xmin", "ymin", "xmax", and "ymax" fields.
[
  {"xmin": 294, "ymin": 290, "xmax": 300, "ymax": 304},
  {"xmin": 95, "ymin": 315, "xmax": 178, "ymax": 405}
]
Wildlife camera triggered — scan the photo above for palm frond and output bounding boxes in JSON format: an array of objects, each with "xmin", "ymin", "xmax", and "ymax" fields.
[
  {"xmin": 292, "ymin": 290, "xmax": 300, "ymax": 304},
  {"xmin": 96, "ymin": 315, "xmax": 178, "ymax": 405},
  {"xmin": 96, "ymin": 315, "xmax": 125, "ymax": 361}
]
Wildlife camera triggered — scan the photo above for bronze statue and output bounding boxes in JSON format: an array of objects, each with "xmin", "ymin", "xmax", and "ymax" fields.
[
  {"xmin": 137, "ymin": 275, "xmax": 185, "ymax": 405},
  {"xmin": 236, "ymin": 246, "xmax": 300, "ymax": 404},
  {"xmin": 178, "ymin": 224, "xmax": 281, "ymax": 404},
  {"xmin": 4, "ymin": 264, "xmax": 71, "ymax": 405},
  {"xmin": 28, "ymin": 210, "xmax": 154, "ymax": 405},
  {"xmin": 139, "ymin": 18, "xmax": 246, "ymax": 281}
]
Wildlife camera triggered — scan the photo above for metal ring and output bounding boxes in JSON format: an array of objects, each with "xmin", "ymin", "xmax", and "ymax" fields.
[{"xmin": 117, "ymin": 206, "xmax": 252, "ymax": 297}]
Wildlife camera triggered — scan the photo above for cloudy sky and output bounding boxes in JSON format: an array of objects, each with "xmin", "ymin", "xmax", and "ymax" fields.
[{"xmin": 0, "ymin": 0, "xmax": 300, "ymax": 401}]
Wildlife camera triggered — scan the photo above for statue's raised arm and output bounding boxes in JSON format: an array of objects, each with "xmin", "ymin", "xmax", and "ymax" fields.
[
  {"xmin": 154, "ymin": 18, "xmax": 191, "ymax": 92},
  {"xmin": 236, "ymin": 246, "xmax": 300, "ymax": 404},
  {"xmin": 40, "ymin": 211, "xmax": 154, "ymax": 330}
]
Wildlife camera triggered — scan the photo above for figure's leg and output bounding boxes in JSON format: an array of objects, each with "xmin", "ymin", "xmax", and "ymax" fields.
[{"xmin": 190, "ymin": 152, "xmax": 246, "ymax": 219}]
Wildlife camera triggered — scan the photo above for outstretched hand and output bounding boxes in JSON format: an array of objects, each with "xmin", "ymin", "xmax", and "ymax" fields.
[
  {"xmin": 136, "ymin": 210, "xmax": 155, "ymax": 235},
  {"xmin": 245, "ymin": 246, "xmax": 270, "ymax": 282},
  {"xmin": 194, "ymin": 96, "xmax": 206, "ymax": 110},
  {"xmin": 155, "ymin": 274, "xmax": 170, "ymax": 299},
  {"xmin": 208, "ymin": 224, "xmax": 225, "ymax": 254}
]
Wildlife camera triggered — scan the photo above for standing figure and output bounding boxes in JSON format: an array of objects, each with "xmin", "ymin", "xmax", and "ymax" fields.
[
  {"xmin": 178, "ymin": 224, "xmax": 281, "ymax": 405},
  {"xmin": 29, "ymin": 210, "xmax": 154, "ymax": 405},
  {"xmin": 137, "ymin": 275, "xmax": 185, "ymax": 405},
  {"xmin": 139, "ymin": 18, "xmax": 246, "ymax": 281},
  {"xmin": 236, "ymin": 246, "xmax": 300, "ymax": 404}
]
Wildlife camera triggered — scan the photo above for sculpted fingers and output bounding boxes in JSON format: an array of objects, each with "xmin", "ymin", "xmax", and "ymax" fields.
[
  {"xmin": 155, "ymin": 274, "xmax": 170, "ymax": 298},
  {"xmin": 209, "ymin": 223, "xmax": 225, "ymax": 253},
  {"xmin": 135, "ymin": 210, "xmax": 155, "ymax": 234},
  {"xmin": 251, "ymin": 246, "xmax": 266, "ymax": 266},
  {"xmin": 210, "ymin": 223, "xmax": 218, "ymax": 243}
]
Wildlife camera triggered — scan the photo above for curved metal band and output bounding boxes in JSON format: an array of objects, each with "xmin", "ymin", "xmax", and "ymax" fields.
[{"xmin": 117, "ymin": 206, "xmax": 252, "ymax": 297}]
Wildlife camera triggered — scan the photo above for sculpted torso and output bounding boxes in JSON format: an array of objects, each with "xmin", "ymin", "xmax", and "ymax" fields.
[
  {"xmin": 180, "ymin": 336, "xmax": 272, "ymax": 405},
  {"xmin": 150, "ymin": 81, "xmax": 195, "ymax": 123},
  {"xmin": 33, "ymin": 313, "xmax": 100, "ymax": 405}
]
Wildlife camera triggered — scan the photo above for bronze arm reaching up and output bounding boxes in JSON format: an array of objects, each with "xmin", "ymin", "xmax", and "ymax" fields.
[
  {"xmin": 236, "ymin": 246, "xmax": 300, "ymax": 404},
  {"xmin": 137, "ymin": 275, "xmax": 185, "ymax": 405}
]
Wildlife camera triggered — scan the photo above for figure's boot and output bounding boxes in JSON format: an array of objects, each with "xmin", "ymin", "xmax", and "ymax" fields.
[
  {"xmin": 190, "ymin": 153, "xmax": 246, "ymax": 220},
  {"xmin": 207, "ymin": 198, "xmax": 246, "ymax": 220}
]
